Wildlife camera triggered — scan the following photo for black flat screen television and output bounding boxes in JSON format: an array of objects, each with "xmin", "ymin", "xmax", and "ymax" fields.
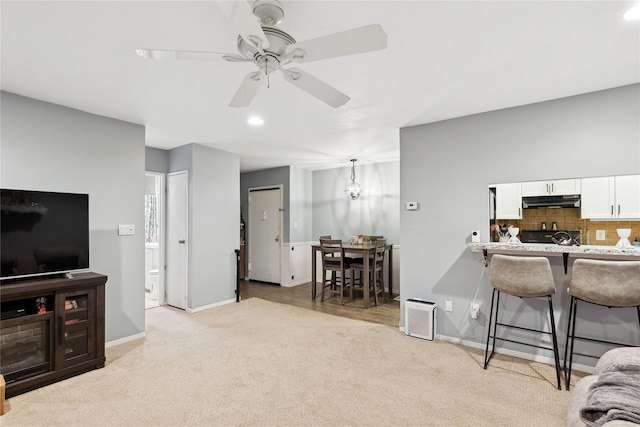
[{"xmin": 1, "ymin": 189, "xmax": 89, "ymax": 281}]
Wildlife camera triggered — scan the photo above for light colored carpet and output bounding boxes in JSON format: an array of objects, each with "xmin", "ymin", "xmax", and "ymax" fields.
[{"xmin": 3, "ymin": 298, "xmax": 573, "ymax": 426}]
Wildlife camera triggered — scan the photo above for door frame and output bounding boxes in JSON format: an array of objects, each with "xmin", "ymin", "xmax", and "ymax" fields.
[
  {"xmin": 166, "ymin": 170, "xmax": 189, "ymax": 309},
  {"xmin": 145, "ymin": 171, "xmax": 166, "ymax": 306},
  {"xmin": 247, "ymin": 185, "xmax": 283, "ymax": 284}
]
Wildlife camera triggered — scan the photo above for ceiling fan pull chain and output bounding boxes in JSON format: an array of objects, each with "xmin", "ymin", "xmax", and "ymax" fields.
[{"xmin": 266, "ymin": 57, "xmax": 270, "ymax": 88}]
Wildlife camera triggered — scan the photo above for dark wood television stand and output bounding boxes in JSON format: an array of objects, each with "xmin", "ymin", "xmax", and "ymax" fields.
[{"xmin": 0, "ymin": 272, "xmax": 107, "ymax": 398}]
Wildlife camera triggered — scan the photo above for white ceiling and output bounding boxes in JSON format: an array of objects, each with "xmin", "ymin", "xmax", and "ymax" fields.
[{"xmin": 2, "ymin": 1, "xmax": 639, "ymax": 172}]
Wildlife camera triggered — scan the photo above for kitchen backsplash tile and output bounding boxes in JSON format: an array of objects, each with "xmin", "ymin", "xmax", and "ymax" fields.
[{"xmin": 496, "ymin": 207, "xmax": 640, "ymax": 246}]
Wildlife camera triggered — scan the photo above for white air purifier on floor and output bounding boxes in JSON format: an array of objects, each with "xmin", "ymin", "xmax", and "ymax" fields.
[{"xmin": 405, "ymin": 299, "xmax": 436, "ymax": 341}]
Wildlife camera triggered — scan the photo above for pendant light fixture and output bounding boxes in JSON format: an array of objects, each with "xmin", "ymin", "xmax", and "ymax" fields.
[{"xmin": 344, "ymin": 159, "xmax": 362, "ymax": 200}]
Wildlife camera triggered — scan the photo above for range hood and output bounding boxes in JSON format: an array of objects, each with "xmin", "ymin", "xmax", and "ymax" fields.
[{"xmin": 522, "ymin": 194, "xmax": 581, "ymax": 209}]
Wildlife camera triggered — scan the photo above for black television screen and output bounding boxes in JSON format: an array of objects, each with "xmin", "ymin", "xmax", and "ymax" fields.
[{"xmin": 1, "ymin": 189, "xmax": 89, "ymax": 280}]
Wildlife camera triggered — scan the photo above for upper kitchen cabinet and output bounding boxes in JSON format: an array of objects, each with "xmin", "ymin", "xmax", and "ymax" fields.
[
  {"xmin": 581, "ymin": 174, "xmax": 640, "ymax": 219},
  {"xmin": 614, "ymin": 175, "xmax": 640, "ymax": 218},
  {"xmin": 495, "ymin": 182, "xmax": 522, "ymax": 219},
  {"xmin": 521, "ymin": 178, "xmax": 581, "ymax": 197}
]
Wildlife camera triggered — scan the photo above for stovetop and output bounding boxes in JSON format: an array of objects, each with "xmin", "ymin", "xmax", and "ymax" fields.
[{"xmin": 520, "ymin": 229, "xmax": 581, "ymax": 244}]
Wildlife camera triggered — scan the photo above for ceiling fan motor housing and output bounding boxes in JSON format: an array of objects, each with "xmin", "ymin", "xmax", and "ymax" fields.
[{"xmin": 237, "ymin": 26, "xmax": 296, "ymax": 74}]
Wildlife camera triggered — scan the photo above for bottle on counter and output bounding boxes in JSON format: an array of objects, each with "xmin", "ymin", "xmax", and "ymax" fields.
[
  {"xmin": 633, "ymin": 237, "xmax": 640, "ymax": 248},
  {"xmin": 586, "ymin": 227, "xmax": 591, "ymax": 245}
]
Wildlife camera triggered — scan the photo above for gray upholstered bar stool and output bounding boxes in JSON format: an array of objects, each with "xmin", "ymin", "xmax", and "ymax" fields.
[
  {"xmin": 563, "ymin": 259, "xmax": 640, "ymax": 390},
  {"xmin": 484, "ymin": 254, "xmax": 562, "ymax": 390}
]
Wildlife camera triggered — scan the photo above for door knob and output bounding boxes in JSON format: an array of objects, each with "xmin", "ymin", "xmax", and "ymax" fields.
[
  {"xmin": 275, "ymin": 235, "xmax": 280, "ymax": 242},
  {"xmin": 178, "ymin": 240, "xmax": 186, "ymax": 244}
]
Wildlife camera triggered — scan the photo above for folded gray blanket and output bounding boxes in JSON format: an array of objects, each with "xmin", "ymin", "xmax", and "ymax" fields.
[{"xmin": 580, "ymin": 364, "xmax": 640, "ymax": 427}]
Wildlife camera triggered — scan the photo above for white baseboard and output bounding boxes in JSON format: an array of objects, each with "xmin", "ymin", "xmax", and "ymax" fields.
[
  {"xmin": 397, "ymin": 329, "xmax": 596, "ymax": 375},
  {"xmin": 187, "ymin": 297, "xmax": 236, "ymax": 313},
  {"xmin": 285, "ymin": 278, "xmax": 309, "ymax": 287},
  {"xmin": 106, "ymin": 331, "xmax": 146, "ymax": 348}
]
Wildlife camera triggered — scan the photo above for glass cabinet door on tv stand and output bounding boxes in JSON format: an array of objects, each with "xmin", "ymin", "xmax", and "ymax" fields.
[{"xmin": 55, "ymin": 288, "xmax": 96, "ymax": 369}]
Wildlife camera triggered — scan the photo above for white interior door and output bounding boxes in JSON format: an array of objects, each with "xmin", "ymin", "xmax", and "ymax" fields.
[
  {"xmin": 248, "ymin": 187, "xmax": 281, "ymax": 284},
  {"xmin": 166, "ymin": 171, "xmax": 188, "ymax": 309}
]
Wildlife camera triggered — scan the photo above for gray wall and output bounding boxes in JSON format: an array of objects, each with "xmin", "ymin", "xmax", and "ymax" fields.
[
  {"xmin": 145, "ymin": 146, "xmax": 169, "ymax": 173},
  {"xmin": 240, "ymin": 166, "xmax": 290, "ymax": 243},
  {"xmin": 191, "ymin": 144, "xmax": 239, "ymax": 306},
  {"xmin": 289, "ymin": 167, "xmax": 313, "ymax": 243},
  {"xmin": 1, "ymin": 91, "xmax": 146, "ymax": 342},
  {"xmin": 399, "ymin": 84, "xmax": 640, "ymax": 361},
  {"xmin": 312, "ymin": 161, "xmax": 400, "ymax": 243},
  {"xmin": 168, "ymin": 144, "xmax": 240, "ymax": 309}
]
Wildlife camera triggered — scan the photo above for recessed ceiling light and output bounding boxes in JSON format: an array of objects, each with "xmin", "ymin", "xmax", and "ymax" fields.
[
  {"xmin": 248, "ymin": 116, "xmax": 264, "ymax": 126},
  {"xmin": 624, "ymin": 3, "xmax": 640, "ymax": 20}
]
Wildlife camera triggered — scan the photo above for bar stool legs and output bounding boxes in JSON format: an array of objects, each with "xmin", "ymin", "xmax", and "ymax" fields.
[
  {"xmin": 484, "ymin": 288, "xmax": 562, "ymax": 390},
  {"xmin": 563, "ymin": 296, "xmax": 640, "ymax": 390}
]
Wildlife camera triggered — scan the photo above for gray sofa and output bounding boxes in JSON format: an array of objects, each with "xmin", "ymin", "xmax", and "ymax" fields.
[{"xmin": 566, "ymin": 347, "xmax": 640, "ymax": 427}]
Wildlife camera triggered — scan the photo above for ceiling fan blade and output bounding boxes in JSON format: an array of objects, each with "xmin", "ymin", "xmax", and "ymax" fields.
[
  {"xmin": 135, "ymin": 49, "xmax": 230, "ymax": 61},
  {"xmin": 286, "ymin": 24, "xmax": 387, "ymax": 63},
  {"xmin": 229, "ymin": 71, "xmax": 263, "ymax": 107},
  {"xmin": 215, "ymin": 0, "xmax": 270, "ymax": 50},
  {"xmin": 282, "ymin": 67, "xmax": 350, "ymax": 108}
]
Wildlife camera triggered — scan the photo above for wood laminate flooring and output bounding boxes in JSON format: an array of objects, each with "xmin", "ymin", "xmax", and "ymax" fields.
[{"xmin": 239, "ymin": 280, "xmax": 400, "ymax": 328}]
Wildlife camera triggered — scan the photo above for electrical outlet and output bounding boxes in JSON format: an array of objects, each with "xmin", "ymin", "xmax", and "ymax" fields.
[
  {"xmin": 445, "ymin": 300, "xmax": 453, "ymax": 312},
  {"xmin": 596, "ymin": 230, "xmax": 606, "ymax": 241},
  {"xmin": 470, "ymin": 303, "xmax": 480, "ymax": 319}
]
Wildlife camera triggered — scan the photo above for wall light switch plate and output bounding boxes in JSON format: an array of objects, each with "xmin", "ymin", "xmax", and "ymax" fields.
[
  {"xmin": 118, "ymin": 224, "xmax": 135, "ymax": 236},
  {"xmin": 596, "ymin": 230, "xmax": 606, "ymax": 241},
  {"xmin": 445, "ymin": 300, "xmax": 453, "ymax": 312}
]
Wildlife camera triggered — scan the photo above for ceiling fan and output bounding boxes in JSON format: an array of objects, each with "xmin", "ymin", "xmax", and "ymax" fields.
[{"xmin": 135, "ymin": 0, "xmax": 387, "ymax": 108}]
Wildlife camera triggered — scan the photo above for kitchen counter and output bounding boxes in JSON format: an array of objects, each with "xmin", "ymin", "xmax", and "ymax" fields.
[
  {"xmin": 467, "ymin": 242, "xmax": 640, "ymax": 272},
  {"xmin": 467, "ymin": 242, "xmax": 640, "ymax": 257}
]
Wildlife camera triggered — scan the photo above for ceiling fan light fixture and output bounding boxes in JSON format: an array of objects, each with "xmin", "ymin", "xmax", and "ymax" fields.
[
  {"xmin": 252, "ymin": 0, "xmax": 284, "ymax": 26},
  {"xmin": 344, "ymin": 159, "xmax": 362, "ymax": 200}
]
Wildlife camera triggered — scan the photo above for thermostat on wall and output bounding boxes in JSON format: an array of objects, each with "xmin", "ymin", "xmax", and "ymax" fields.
[{"xmin": 406, "ymin": 202, "xmax": 419, "ymax": 211}]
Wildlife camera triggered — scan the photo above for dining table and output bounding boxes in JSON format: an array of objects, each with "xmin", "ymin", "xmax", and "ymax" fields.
[{"xmin": 310, "ymin": 241, "xmax": 394, "ymax": 308}]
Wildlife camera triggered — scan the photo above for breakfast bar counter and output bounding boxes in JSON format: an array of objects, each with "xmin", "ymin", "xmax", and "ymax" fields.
[{"xmin": 467, "ymin": 242, "xmax": 640, "ymax": 272}]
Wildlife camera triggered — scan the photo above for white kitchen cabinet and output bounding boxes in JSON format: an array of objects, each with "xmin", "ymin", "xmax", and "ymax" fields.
[
  {"xmin": 581, "ymin": 174, "xmax": 640, "ymax": 219},
  {"xmin": 495, "ymin": 182, "xmax": 522, "ymax": 219},
  {"xmin": 615, "ymin": 175, "xmax": 640, "ymax": 218},
  {"xmin": 522, "ymin": 178, "xmax": 581, "ymax": 196},
  {"xmin": 580, "ymin": 176, "xmax": 614, "ymax": 219}
]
